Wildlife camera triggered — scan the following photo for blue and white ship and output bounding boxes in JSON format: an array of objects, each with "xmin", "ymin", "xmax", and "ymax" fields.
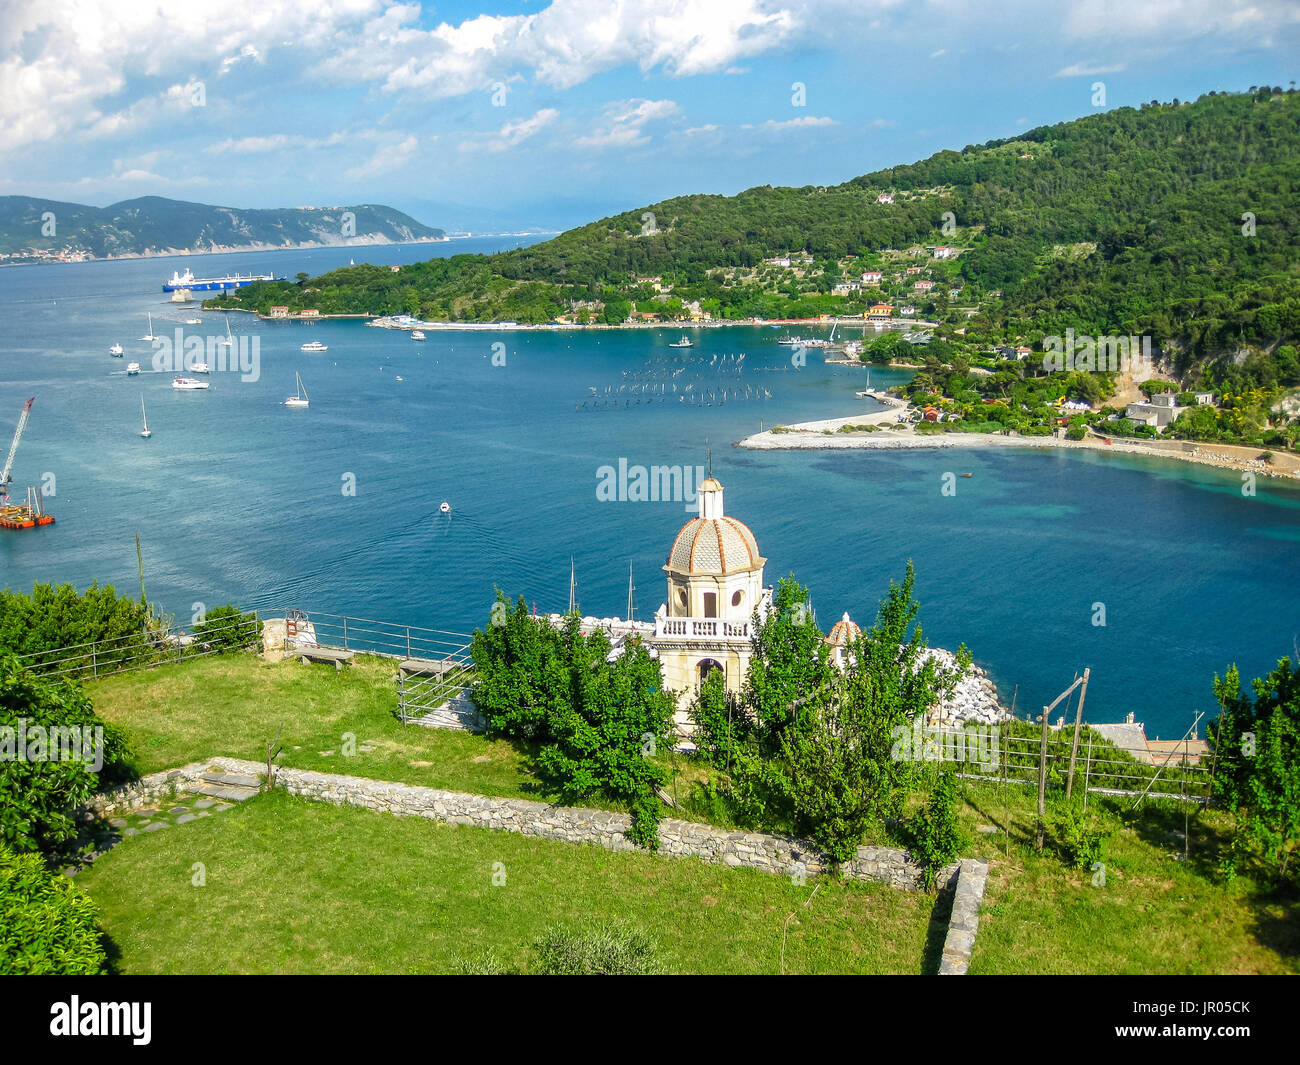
[{"xmin": 162, "ymin": 269, "xmax": 281, "ymax": 293}]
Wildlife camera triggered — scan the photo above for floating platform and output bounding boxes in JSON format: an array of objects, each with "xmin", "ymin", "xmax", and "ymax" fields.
[{"xmin": 0, "ymin": 504, "xmax": 54, "ymax": 530}]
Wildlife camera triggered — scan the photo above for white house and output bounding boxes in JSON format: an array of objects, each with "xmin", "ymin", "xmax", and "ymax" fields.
[
  {"xmin": 933, "ymin": 246, "xmax": 958, "ymax": 259},
  {"xmin": 877, "ymin": 193, "xmax": 894, "ymax": 204}
]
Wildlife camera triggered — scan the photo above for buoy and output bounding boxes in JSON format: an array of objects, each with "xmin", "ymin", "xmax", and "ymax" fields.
[{"xmin": 440, "ymin": 501, "xmax": 451, "ymax": 514}]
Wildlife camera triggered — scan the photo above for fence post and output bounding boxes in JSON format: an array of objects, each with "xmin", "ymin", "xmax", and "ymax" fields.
[
  {"xmin": 1065, "ymin": 667, "xmax": 1090, "ymax": 800},
  {"xmin": 406, "ymin": 626, "xmax": 412, "ymax": 659},
  {"xmin": 343, "ymin": 617, "xmax": 349, "ymax": 650},
  {"xmin": 91, "ymin": 643, "xmax": 98, "ymax": 680},
  {"xmin": 1036, "ymin": 706, "xmax": 1049, "ymax": 852}
]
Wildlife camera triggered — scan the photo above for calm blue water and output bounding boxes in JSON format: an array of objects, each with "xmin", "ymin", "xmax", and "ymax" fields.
[{"xmin": 1, "ymin": 243, "xmax": 1298, "ymax": 738}]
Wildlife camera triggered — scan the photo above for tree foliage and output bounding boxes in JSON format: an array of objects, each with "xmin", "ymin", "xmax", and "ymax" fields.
[{"xmin": 0, "ymin": 843, "xmax": 107, "ymax": 974}]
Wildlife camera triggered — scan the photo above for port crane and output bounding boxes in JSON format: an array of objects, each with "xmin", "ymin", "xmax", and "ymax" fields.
[
  {"xmin": 0, "ymin": 397, "xmax": 53, "ymax": 529},
  {"xmin": 1, "ymin": 396, "xmax": 34, "ymax": 491}
]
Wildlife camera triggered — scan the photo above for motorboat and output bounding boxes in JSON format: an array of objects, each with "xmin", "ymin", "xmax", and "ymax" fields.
[
  {"xmin": 668, "ymin": 335, "xmax": 693, "ymax": 348},
  {"xmin": 301, "ymin": 341, "xmax": 328, "ymax": 352},
  {"xmin": 109, "ymin": 343, "xmax": 124, "ymax": 356},
  {"xmin": 411, "ymin": 330, "xmax": 426, "ymax": 341},
  {"xmin": 172, "ymin": 377, "xmax": 209, "ymax": 390},
  {"xmin": 125, "ymin": 362, "xmax": 140, "ymax": 375}
]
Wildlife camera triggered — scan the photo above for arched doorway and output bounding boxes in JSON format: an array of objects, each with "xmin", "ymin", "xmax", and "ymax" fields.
[{"xmin": 697, "ymin": 659, "xmax": 723, "ymax": 687}]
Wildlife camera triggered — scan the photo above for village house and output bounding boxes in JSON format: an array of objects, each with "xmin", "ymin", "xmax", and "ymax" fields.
[
  {"xmin": 1125, "ymin": 392, "xmax": 1183, "ymax": 430},
  {"xmin": 862, "ymin": 271, "xmax": 883, "ymax": 285},
  {"xmin": 868, "ymin": 302, "xmax": 893, "ymax": 319},
  {"xmin": 876, "ymin": 193, "xmax": 894, "ymax": 204},
  {"xmin": 933, "ymin": 246, "xmax": 958, "ymax": 259},
  {"xmin": 913, "ymin": 279, "xmax": 935, "ymax": 292},
  {"xmin": 905, "ymin": 266, "xmax": 924, "ymax": 275},
  {"xmin": 269, "ymin": 306, "xmax": 289, "ymax": 318},
  {"xmin": 1193, "ymin": 391, "xmax": 1216, "ymax": 406},
  {"xmin": 899, "ymin": 305, "xmax": 917, "ymax": 316},
  {"xmin": 300, "ymin": 309, "xmax": 320, "ymax": 318},
  {"xmin": 834, "ymin": 281, "xmax": 862, "ymax": 293}
]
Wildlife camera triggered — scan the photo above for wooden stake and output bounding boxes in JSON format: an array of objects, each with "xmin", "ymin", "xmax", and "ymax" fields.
[
  {"xmin": 1065, "ymin": 667, "xmax": 1091, "ymax": 800},
  {"xmin": 1036, "ymin": 705, "xmax": 1050, "ymax": 851}
]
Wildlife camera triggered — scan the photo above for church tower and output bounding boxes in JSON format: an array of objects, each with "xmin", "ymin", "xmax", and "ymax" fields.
[{"xmin": 652, "ymin": 475, "xmax": 771, "ymax": 740}]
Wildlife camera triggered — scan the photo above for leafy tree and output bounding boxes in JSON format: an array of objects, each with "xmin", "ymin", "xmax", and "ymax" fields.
[
  {"xmin": 0, "ymin": 656, "xmax": 135, "ymax": 854},
  {"xmin": 1210, "ymin": 655, "xmax": 1300, "ymax": 883},
  {"xmin": 192, "ymin": 605, "xmax": 261, "ymax": 653},
  {"xmin": 470, "ymin": 595, "xmax": 675, "ymax": 849},
  {"xmin": 0, "ymin": 844, "xmax": 107, "ymax": 974},
  {"xmin": 909, "ymin": 769, "xmax": 968, "ymax": 888}
]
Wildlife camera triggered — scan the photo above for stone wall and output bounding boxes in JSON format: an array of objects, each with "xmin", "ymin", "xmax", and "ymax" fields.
[
  {"xmin": 939, "ymin": 858, "xmax": 989, "ymax": 975},
  {"xmin": 195, "ymin": 757, "xmax": 955, "ymax": 891},
  {"xmin": 84, "ymin": 757, "xmax": 985, "ymax": 968}
]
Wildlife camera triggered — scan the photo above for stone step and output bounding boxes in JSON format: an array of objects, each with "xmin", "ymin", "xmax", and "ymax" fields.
[
  {"xmin": 201, "ymin": 771, "xmax": 261, "ymax": 788},
  {"xmin": 184, "ymin": 782, "xmax": 258, "ymax": 802}
]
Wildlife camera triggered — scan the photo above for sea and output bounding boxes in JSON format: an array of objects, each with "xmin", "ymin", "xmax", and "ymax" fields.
[{"xmin": 1, "ymin": 239, "xmax": 1297, "ymax": 740}]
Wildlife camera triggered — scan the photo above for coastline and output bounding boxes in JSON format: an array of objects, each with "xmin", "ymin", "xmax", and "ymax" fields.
[
  {"xmin": 0, "ymin": 236, "xmax": 450, "ymax": 268},
  {"xmin": 737, "ymin": 413, "xmax": 1300, "ymax": 480}
]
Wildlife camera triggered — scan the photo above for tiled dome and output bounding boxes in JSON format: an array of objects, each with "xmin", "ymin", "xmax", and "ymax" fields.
[
  {"xmin": 667, "ymin": 516, "xmax": 764, "ymax": 575},
  {"xmin": 824, "ymin": 612, "xmax": 861, "ymax": 646}
]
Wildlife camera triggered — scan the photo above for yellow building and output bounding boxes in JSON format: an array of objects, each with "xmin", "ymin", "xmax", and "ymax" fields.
[{"xmin": 650, "ymin": 476, "xmax": 772, "ymax": 738}]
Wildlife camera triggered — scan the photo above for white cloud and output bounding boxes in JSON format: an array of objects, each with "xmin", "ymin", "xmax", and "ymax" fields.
[
  {"xmin": 344, "ymin": 133, "xmax": 420, "ymax": 179},
  {"xmin": 576, "ymin": 98, "xmax": 679, "ymax": 149},
  {"xmin": 1063, "ymin": 0, "xmax": 1300, "ymax": 41},
  {"xmin": 483, "ymin": 107, "xmax": 559, "ymax": 151},
  {"xmin": 750, "ymin": 115, "xmax": 836, "ymax": 131},
  {"xmin": 1053, "ymin": 61, "xmax": 1126, "ymax": 78},
  {"xmin": 929, "ymin": 48, "xmax": 947, "ymax": 58}
]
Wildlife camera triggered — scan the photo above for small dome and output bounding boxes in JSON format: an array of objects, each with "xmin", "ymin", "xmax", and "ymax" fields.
[
  {"xmin": 824, "ymin": 612, "xmax": 861, "ymax": 646},
  {"xmin": 698, "ymin": 476, "xmax": 724, "ymax": 492},
  {"xmin": 666, "ymin": 516, "xmax": 764, "ymax": 576}
]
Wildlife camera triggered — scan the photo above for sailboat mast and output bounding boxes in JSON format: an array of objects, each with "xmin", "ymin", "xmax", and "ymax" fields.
[
  {"xmin": 568, "ymin": 557, "xmax": 577, "ymax": 615},
  {"xmin": 627, "ymin": 560, "xmax": 635, "ymax": 622}
]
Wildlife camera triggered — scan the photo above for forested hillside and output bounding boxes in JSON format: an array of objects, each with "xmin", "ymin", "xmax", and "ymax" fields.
[{"xmin": 222, "ymin": 88, "xmax": 1298, "ymax": 388}]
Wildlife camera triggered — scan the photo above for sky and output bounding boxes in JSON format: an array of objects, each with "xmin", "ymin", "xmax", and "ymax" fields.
[{"xmin": 2, "ymin": 0, "xmax": 1298, "ymax": 233}]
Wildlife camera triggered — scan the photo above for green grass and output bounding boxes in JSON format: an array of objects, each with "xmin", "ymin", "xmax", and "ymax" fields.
[
  {"xmin": 74, "ymin": 790, "xmax": 941, "ymax": 975},
  {"xmin": 952, "ymin": 783, "xmax": 1299, "ymax": 974},
  {"xmin": 87, "ymin": 653, "xmax": 551, "ymax": 802},
  {"xmin": 82, "ymin": 654, "xmax": 1300, "ymax": 974}
]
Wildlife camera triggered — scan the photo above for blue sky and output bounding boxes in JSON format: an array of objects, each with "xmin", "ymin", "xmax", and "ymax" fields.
[{"xmin": 2, "ymin": 0, "xmax": 1297, "ymax": 232}]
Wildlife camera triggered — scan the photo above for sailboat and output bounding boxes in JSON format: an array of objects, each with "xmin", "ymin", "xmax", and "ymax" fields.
[
  {"xmin": 217, "ymin": 318, "xmax": 233, "ymax": 347},
  {"xmin": 285, "ymin": 372, "xmax": 309, "ymax": 408},
  {"xmin": 139, "ymin": 396, "xmax": 151, "ymax": 438},
  {"xmin": 139, "ymin": 312, "xmax": 157, "ymax": 342}
]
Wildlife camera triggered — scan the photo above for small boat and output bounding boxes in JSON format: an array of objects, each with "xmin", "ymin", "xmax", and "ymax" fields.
[
  {"xmin": 125, "ymin": 362, "xmax": 140, "ymax": 375},
  {"xmin": 669, "ymin": 335, "xmax": 693, "ymax": 348},
  {"xmin": 439, "ymin": 501, "xmax": 451, "ymax": 514},
  {"xmin": 411, "ymin": 330, "xmax": 426, "ymax": 341},
  {"xmin": 189, "ymin": 361, "xmax": 210, "ymax": 373},
  {"xmin": 777, "ymin": 335, "xmax": 804, "ymax": 346},
  {"xmin": 109, "ymin": 343, "xmax": 124, "ymax": 356},
  {"xmin": 172, "ymin": 377, "xmax": 209, "ymax": 390},
  {"xmin": 139, "ymin": 397, "xmax": 151, "ymax": 438},
  {"xmin": 301, "ymin": 341, "xmax": 328, "ymax": 352},
  {"xmin": 285, "ymin": 371, "xmax": 309, "ymax": 408},
  {"xmin": 395, "ymin": 375, "xmax": 404, "ymax": 381},
  {"xmin": 961, "ymin": 473, "xmax": 973, "ymax": 478},
  {"xmin": 217, "ymin": 319, "xmax": 233, "ymax": 347},
  {"xmin": 139, "ymin": 312, "xmax": 157, "ymax": 342},
  {"xmin": 185, "ymin": 317, "xmax": 202, "ymax": 325}
]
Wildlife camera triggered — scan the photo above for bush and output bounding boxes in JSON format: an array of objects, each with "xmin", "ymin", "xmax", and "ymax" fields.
[
  {"xmin": 909, "ymin": 770, "xmax": 968, "ymax": 889},
  {"xmin": 0, "ymin": 844, "xmax": 107, "ymax": 974},
  {"xmin": 0, "ymin": 656, "xmax": 136, "ymax": 853},
  {"xmin": 0, "ymin": 582, "xmax": 154, "ymax": 670},
  {"xmin": 192, "ymin": 606, "xmax": 262, "ymax": 653},
  {"xmin": 1049, "ymin": 800, "xmax": 1112, "ymax": 870},
  {"xmin": 533, "ymin": 923, "xmax": 660, "ymax": 975}
]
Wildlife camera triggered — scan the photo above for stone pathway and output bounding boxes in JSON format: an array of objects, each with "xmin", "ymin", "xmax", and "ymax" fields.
[{"xmin": 63, "ymin": 771, "xmax": 254, "ymax": 877}]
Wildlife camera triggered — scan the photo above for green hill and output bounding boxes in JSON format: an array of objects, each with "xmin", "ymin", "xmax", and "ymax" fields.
[
  {"xmin": 0, "ymin": 196, "xmax": 444, "ymax": 260},
  {"xmin": 221, "ymin": 88, "xmax": 1299, "ymax": 387}
]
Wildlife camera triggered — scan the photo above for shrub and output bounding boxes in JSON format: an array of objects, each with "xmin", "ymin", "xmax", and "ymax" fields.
[
  {"xmin": 0, "ymin": 844, "xmax": 107, "ymax": 974},
  {"xmin": 192, "ymin": 605, "xmax": 262, "ymax": 653},
  {"xmin": 533, "ymin": 923, "xmax": 660, "ymax": 975},
  {"xmin": 909, "ymin": 769, "xmax": 968, "ymax": 889},
  {"xmin": 0, "ymin": 656, "xmax": 136, "ymax": 853},
  {"xmin": 1049, "ymin": 800, "xmax": 1112, "ymax": 870}
]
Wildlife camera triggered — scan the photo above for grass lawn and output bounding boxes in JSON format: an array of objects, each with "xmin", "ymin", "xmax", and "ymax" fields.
[
  {"xmin": 82, "ymin": 653, "xmax": 1300, "ymax": 974},
  {"xmin": 74, "ymin": 790, "xmax": 942, "ymax": 975}
]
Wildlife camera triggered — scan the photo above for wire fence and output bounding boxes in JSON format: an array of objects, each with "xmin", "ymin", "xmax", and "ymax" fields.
[{"xmin": 15, "ymin": 612, "xmax": 263, "ymax": 682}]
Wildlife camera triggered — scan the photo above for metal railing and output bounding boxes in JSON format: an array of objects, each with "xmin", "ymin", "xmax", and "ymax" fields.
[
  {"xmin": 288, "ymin": 610, "xmax": 473, "ymax": 667},
  {"xmin": 15, "ymin": 612, "xmax": 263, "ymax": 683}
]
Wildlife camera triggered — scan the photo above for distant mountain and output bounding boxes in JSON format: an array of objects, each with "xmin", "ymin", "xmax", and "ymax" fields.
[{"xmin": 0, "ymin": 196, "xmax": 445, "ymax": 261}]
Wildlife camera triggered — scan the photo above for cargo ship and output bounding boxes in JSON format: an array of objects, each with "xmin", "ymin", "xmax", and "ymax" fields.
[{"xmin": 162, "ymin": 269, "xmax": 282, "ymax": 293}]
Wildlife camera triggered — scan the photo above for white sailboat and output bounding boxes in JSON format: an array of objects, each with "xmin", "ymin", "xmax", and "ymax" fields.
[
  {"xmin": 285, "ymin": 372, "xmax": 309, "ymax": 408},
  {"xmin": 139, "ymin": 312, "xmax": 157, "ymax": 342},
  {"xmin": 139, "ymin": 396, "xmax": 151, "ymax": 438},
  {"xmin": 217, "ymin": 318, "xmax": 233, "ymax": 347}
]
